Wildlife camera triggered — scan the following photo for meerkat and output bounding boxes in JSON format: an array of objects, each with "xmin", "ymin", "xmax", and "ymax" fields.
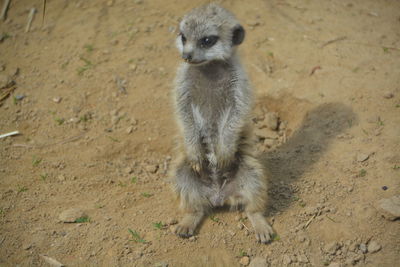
[{"xmin": 170, "ymin": 3, "xmax": 274, "ymax": 243}]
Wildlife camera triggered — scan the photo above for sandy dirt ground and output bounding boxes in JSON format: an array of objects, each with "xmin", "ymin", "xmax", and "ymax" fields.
[{"xmin": 1, "ymin": 0, "xmax": 399, "ymax": 266}]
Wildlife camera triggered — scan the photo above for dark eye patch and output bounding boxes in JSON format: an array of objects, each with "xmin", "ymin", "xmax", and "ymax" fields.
[
  {"xmin": 180, "ymin": 33, "xmax": 186, "ymax": 45},
  {"xmin": 199, "ymin": 35, "xmax": 219, "ymax": 48}
]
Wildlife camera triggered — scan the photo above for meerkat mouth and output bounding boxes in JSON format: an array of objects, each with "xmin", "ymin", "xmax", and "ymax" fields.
[{"xmin": 184, "ymin": 59, "xmax": 207, "ymax": 65}]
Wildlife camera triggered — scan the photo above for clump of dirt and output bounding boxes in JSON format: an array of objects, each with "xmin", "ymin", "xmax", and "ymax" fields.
[{"xmin": 1, "ymin": 0, "xmax": 399, "ymax": 266}]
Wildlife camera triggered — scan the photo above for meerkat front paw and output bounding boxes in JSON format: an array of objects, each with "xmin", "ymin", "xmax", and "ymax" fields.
[
  {"xmin": 247, "ymin": 212, "xmax": 274, "ymax": 244},
  {"xmin": 173, "ymin": 223, "xmax": 196, "ymax": 238},
  {"xmin": 254, "ymin": 222, "xmax": 274, "ymax": 244}
]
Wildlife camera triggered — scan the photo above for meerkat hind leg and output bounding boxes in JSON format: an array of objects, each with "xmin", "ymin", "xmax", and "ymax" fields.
[
  {"xmin": 238, "ymin": 155, "xmax": 274, "ymax": 243},
  {"xmin": 173, "ymin": 158, "xmax": 207, "ymax": 238}
]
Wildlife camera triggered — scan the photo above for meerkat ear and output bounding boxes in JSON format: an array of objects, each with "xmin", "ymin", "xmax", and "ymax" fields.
[{"xmin": 232, "ymin": 25, "xmax": 245, "ymax": 45}]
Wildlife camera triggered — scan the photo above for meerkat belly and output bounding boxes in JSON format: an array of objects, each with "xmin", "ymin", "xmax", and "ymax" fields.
[{"xmin": 191, "ymin": 88, "xmax": 233, "ymax": 163}]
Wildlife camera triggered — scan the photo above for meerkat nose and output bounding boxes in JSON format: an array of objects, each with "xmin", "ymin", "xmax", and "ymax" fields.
[{"xmin": 182, "ymin": 52, "xmax": 193, "ymax": 62}]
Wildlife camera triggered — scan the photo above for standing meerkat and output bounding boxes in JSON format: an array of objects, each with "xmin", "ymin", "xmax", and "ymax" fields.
[{"xmin": 170, "ymin": 3, "xmax": 274, "ymax": 243}]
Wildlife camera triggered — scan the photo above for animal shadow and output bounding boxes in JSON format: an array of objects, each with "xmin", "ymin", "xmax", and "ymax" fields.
[{"xmin": 259, "ymin": 102, "xmax": 357, "ymax": 216}]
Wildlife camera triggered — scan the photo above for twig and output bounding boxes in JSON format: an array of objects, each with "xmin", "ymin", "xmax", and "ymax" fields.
[
  {"xmin": 320, "ymin": 36, "xmax": 347, "ymax": 48},
  {"xmin": 40, "ymin": 255, "xmax": 65, "ymax": 267},
  {"xmin": 303, "ymin": 214, "xmax": 317, "ymax": 229},
  {"xmin": 0, "ymin": 85, "xmax": 16, "ymax": 101},
  {"xmin": 42, "ymin": 0, "xmax": 46, "ymax": 25},
  {"xmin": 326, "ymin": 215, "xmax": 338, "ymax": 223},
  {"xmin": 241, "ymin": 222, "xmax": 250, "ymax": 231},
  {"xmin": 25, "ymin": 7, "xmax": 37, "ymax": 33},
  {"xmin": 0, "ymin": 0, "xmax": 11, "ymax": 21},
  {"xmin": 310, "ymin": 66, "xmax": 321, "ymax": 76},
  {"xmin": 0, "ymin": 130, "xmax": 19, "ymax": 139},
  {"xmin": 12, "ymin": 133, "xmax": 85, "ymax": 149}
]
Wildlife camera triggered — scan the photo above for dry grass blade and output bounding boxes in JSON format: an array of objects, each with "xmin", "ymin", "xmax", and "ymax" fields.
[
  {"xmin": 40, "ymin": 255, "xmax": 65, "ymax": 267},
  {"xmin": 0, "ymin": 0, "xmax": 11, "ymax": 21},
  {"xmin": 320, "ymin": 36, "xmax": 347, "ymax": 48},
  {"xmin": 42, "ymin": 0, "xmax": 47, "ymax": 24},
  {"xmin": 0, "ymin": 85, "xmax": 16, "ymax": 102}
]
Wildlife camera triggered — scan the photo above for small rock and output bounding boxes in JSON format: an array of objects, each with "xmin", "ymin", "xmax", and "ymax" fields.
[
  {"xmin": 167, "ymin": 218, "xmax": 178, "ymax": 225},
  {"xmin": 23, "ymin": 243, "xmax": 32, "ymax": 250},
  {"xmin": 249, "ymin": 257, "xmax": 268, "ymax": 267},
  {"xmin": 188, "ymin": 236, "xmax": 197, "ymax": 242},
  {"xmin": 356, "ymin": 153, "xmax": 369, "ymax": 162},
  {"xmin": 129, "ymin": 64, "xmax": 137, "ymax": 71},
  {"xmin": 228, "ymin": 230, "xmax": 236, "ymax": 236},
  {"xmin": 154, "ymin": 262, "xmax": 168, "ymax": 267},
  {"xmin": 378, "ymin": 195, "xmax": 400, "ymax": 220},
  {"xmin": 263, "ymin": 138, "xmax": 275, "ymax": 147},
  {"xmin": 328, "ymin": 262, "xmax": 340, "ymax": 267},
  {"xmin": 0, "ymin": 73, "xmax": 12, "ymax": 88},
  {"xmin": 367, "ymin": 241, "xmax": 381, "ymax": 253},
  {"xmin": 254, "ymin": 128, "xmax": 278, "ymax": 140},
  {"xmin": 282, "ymin": 254, "xmax": 292, "ymax": 265},
  {"xmin": 124, "ymin": 167, "xmax": 133, "ymax": 174},
  {"xmin": 239, "ymin": 256, "xmax": 250, "ymax": 266},
  {"xmin": 107, "ymin": 0, "xmax": 114, "ymax": 6},
  {"xmin": 59, "ymin": 208, "xmax": 86, "ymax": 223},
  {"xmin": 263, "ymin": 112, "xmax": 279, "ymax": 131},
  {"xmin": 359, "ymin": 243, "xmax": 367, "ymax": 254},
  {"xmin": 237, "ymin": 223, "xmax": 244, "ymax": 230},
  {"xmin": 52, "ymin": 97, "xmax": 62, "ymax": 103},
  {"xmin": 324, "ymin": 242, "xmax": 339, "ymax": 255},
  {"xmin": 297, "ymin": 254, "xmax": 309, "ymax": 263},
  {"xmin": 145, "ymin": 164, "xmax": 158, "ymax": 173},
  {"xmin": 383, "ymin": 92, "xmax": 394, "ymax": 99},
  {"xmin": 126, "ymin": 126, "xmax": 134, "ymax": 134},
  {"xmin": 57, "ymin": 174, "xmax": 66, "ymax": 181}
]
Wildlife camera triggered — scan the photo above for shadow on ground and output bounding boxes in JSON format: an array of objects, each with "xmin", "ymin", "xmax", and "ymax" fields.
[{"xmin": 260, "ymin": 102, "xmax": 358, "ymax": 215}]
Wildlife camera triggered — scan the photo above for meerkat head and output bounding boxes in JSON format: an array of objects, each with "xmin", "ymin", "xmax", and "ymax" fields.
[{"xmin": 176, "ymin": 3, "xmax": 245, "ymax": 65}]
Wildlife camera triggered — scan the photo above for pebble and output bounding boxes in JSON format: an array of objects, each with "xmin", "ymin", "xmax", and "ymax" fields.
[
  {"xmin": 188, "ymin": 236, "xmax": 197, "ymax": 242},
  {"xmin": 378, "ymin": 195, "xmax": 400, "ymax": 220},
  {"xmin": 249, "ymin": 257, "xmax": 268, "ymax": 267},
  {"xmin": 59, "ymin": 208, "xmax": 86, "ymax": 223},
  {"xmin": 254, "ymin": 128, "xmax": 278, "ymax": 140},
  {"xmin": 53, "ymin": 97, "xmax": 62, "ymax": 103},
  {"xmin": 124, "ymin": 167, "xmax": 133, "ymax": 174},
  {"xmin": 324, "ymin": 242, "xmax": 339, "ymax": 255},
  {"xmin": 367, "ymin": 241, "xmax": 381, "ymax": 253},
  {"xmin": 0, "ymin": 73, "xmax": 12, "ymax": 88},
  {"xmin": 383, "ymin": 92, "xmax": 394, "ymax": 99},
  {"xmin": 145, "ymin": 164, "xmax": 158, "ymax": 173},
  {"xmin": 154, "ymin": 262, "xmax": 168, "ymax": 267},
  {"xmin": 282, "ymin": 254, "xmax": 292, "ymax": 265},
  {"xmin": 328, "ymin": 263, "xmax": 340, "ymax": 267},
  {"xmin": 263, "ymin": 112, "xmax": 279, "ymax": 131},
  {"xmin": 126, "ymin": 126, "xmax": 134, "ymax": 134},
  {"xmin": 359, "ymin": 243, "xmax": 367, "ymax": 254},
  {"xmin": 239, "ymin": 256, "xmax": 250, "ymax": 266},
  {"xmin": 297, "ymin": 254, "xmax": 309, "ymax": 263},
  {"xmin": 356, "ymin": 153, "xmax": 369, "ymax": 162},
  {"xmin": 263, "ymin": 138, "xmax": 275, "ymax": 147},
  {"xmin": 57, "ymin": 174, "xmax": 66, "ymax": 181},
  {"xmin": 167, "ymin": 218, "xmax": 178, "ymax": 225},
  {"xmin": 237, "ymin": 223, "xmax": 244, "ymax": 230}
]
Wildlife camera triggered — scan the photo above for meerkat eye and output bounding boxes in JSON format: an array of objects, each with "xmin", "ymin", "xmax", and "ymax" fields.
[
  {"xmin": 199, "ymin": 35, "xmax": 219, "ymax": 48},
  {"xmin": 180, "ymin": 33, "xmax": 187, "ymax": 45}
]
